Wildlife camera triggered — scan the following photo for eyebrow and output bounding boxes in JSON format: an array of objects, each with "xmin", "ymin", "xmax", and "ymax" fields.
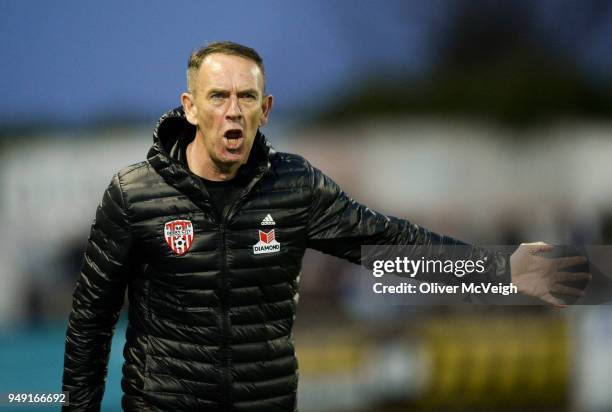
[
  {"xmin": 207, "ymin": 88, "xmax": 260, "ymax": 96},
  {"xmin": 238, "ymin": 89, "xmax": 259, "ymax": 96}
]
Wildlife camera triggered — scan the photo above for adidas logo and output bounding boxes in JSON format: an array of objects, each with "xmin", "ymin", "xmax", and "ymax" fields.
[{"xmin": 261, "ymin": 214, "xmax": 275, "ymax": 226}]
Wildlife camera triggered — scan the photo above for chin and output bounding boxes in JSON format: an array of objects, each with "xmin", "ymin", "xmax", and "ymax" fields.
[{"xmin": 217, "ymin": 155, "xmax": 244, "ymax": 167}]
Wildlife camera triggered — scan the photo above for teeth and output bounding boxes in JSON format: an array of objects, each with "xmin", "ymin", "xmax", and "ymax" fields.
[{"xmin": 224, "ymin": 136, "xmax": 242, "ymax": 149}]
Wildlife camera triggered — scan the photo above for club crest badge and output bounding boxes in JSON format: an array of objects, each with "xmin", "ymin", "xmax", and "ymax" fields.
[
  {"xmin": 253, "ymin": 229, "xmax": 281, "ymax": 254},
  {"xmin": 164, "ymin": 220, "xmax": 194, "ymax": 256}
]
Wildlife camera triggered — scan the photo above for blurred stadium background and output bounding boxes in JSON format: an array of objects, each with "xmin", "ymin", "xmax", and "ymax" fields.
[{"xmin": 1, "ymin": 1, "xmax": 612, "ymax": 411}]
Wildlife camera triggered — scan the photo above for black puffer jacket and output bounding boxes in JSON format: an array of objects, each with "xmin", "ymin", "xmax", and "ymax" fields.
[{"xmin": 62, "ymin": 107, "xmax": 508, "ymax": 411}]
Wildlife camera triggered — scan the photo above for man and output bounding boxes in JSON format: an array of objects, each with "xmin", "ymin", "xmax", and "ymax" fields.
[{"xmin": 62, "ymin": 41, "xmax": 589, "ymax": 411}]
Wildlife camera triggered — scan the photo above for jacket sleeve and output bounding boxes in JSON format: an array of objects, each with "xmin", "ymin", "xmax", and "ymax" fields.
[
  {"xmin": 62, "ymin": 174, "xmax": 133, "ymax": 411},
  {"xmin": 305, "ymin": 165, "xmax": 510, "ymax": 284}
]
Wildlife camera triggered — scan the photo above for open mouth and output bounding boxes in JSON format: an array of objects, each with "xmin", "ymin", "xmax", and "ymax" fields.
[
  {"xmin": 224, "ymin": 129, "xmax": 243, "ymax": 139},
  {"xmin": 223, "ymin": 129, "xmax": 244, "ymax": 151}
]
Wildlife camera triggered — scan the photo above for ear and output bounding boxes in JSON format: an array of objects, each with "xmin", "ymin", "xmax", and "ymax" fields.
[
  {"xmin": 181, "ymin": 92, "xmax": 198, "ymax": 126},
  {"xmin": 259, "ymin": 94, "xmax": 274, "ymax": 127}
]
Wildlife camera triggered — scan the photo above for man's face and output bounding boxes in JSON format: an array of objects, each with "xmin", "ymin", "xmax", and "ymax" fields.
[{"xmin": 182, "ymin": 53, "xmax": 272, "ymax": 170}]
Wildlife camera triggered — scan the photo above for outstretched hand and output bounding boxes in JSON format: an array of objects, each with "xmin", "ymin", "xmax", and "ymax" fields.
[{"xmin": 510, "ymin": 242, "xmax": 591, "ymax": 307}]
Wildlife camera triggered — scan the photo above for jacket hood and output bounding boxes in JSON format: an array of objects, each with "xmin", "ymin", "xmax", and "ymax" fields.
[
  {"xmin": 147, "ymin": 107, "xmax": 274, "ymax": 215},
  {"xmin": 151, "ymin": 106, "xmax": 197, "ymax": 156}
]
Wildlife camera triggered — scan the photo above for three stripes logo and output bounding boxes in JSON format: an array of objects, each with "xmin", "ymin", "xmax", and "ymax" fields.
[{"xmin": 261, "ymin": 214, "xmax": 275, "ymax": 226}]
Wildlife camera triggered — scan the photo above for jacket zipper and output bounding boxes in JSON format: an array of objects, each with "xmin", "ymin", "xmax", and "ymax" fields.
[
  {"xmin": 217, "ymin": 164, "xmax": 268, "ymax": 411},
  {"xmin": 218, "ymin": 223, "xmax": 231, "ymax": 411}
]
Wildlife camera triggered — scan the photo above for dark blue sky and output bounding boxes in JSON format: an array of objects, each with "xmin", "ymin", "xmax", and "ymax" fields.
[{"xmin": 1, "ymin": 1, "xmax": 610, "ymax": 125}]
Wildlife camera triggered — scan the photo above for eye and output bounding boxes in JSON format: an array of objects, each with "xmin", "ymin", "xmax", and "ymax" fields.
[
  {"xmin": 239, "ymin": 93, "xmax": 257, "ymax": 101},
  {"xmin": 209, "ymin": 92, "xmax": 229, "ymax": 102}
]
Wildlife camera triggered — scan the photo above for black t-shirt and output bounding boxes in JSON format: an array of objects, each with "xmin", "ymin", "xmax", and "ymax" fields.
[
  {"xmin": 178, "ymin": 138, "xmax": 251, "ymax": 219},
  {"xmin": 198, "ymin": 175, "xmax": 248, "ymax": 219}
]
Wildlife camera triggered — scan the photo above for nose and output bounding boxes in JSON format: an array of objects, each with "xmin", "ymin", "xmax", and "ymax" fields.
[{"xmin": 225, "ymin": 95, "xmax": 242, "ymax": 121}]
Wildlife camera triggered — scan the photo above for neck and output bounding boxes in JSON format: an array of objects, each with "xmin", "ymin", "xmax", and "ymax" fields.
[{"xmin": 186, "ymin": 132, "xmax": 241, "ymax": 181}]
